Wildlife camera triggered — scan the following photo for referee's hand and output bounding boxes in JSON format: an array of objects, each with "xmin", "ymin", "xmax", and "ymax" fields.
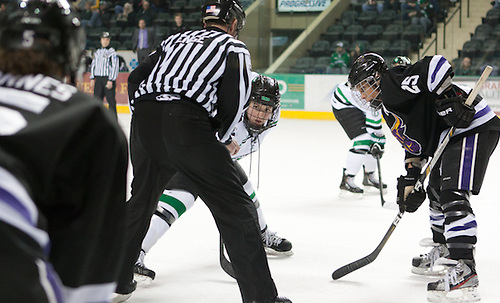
[{"xmin": 106, "ymin": 81, "xmax": 113, "ymax": 90}]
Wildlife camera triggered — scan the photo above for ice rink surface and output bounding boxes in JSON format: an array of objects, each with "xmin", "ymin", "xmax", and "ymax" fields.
[{"xmin": 117, "ymin": 113, "xmax": 500, "ymax": 303}]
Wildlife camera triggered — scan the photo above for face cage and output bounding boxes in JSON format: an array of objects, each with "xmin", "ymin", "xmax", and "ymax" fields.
[
  {"xmin": 352, "ymin": 76, "xmax": 383, "ymax": 111},
  {"xmin": 244, "ymin": 103, "xmax": 279, "ymax": 136}
]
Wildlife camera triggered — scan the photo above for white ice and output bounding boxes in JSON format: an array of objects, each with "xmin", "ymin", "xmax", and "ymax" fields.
[{"xmin": 117, "ymin": 113, "xmax": 500, "ymax": 303}]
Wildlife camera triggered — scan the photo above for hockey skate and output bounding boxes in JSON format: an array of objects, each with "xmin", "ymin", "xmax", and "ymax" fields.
[
  {"xmin": 261, "ymin": 228, "xmax": 293, "ymax": 256},
  {"xmin": 112, "ymin": 280, "xmax": 137, "ymax": 303},
  {"xmin": 427, "ymin": 259, "xmax": 480, "ymax": 303},
  {"xmin": 412, "ymin": 243, "xmax": 450, "ymax": 276},
  {"xmin": 362, "ymin": 170, "xmax": 387, "ymax": 193},
  {"xmin": 339, "ymin": 169, "xmax": 363, "ymax": 198},
  {"xmin": 133, "ymin": 250, "xmax": 156, "ymax": 285},
  {"xmin": 249, "ymin": 296, "xmax": 292, "ymax": 303}
]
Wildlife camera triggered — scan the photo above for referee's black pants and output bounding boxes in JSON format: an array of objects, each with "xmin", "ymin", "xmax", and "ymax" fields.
[
  {"xmin": 93, "ymin": 76, "xmax": 117, "ymax": 119},
  {"xmin": 117, "ymin": 100, "xmax": 278, "ymax": 302}
]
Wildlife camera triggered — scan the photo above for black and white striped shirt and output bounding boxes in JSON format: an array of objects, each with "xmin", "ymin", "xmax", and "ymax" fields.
[
  {"xmin": 129, "ymin": 27, "xmax": 252, "ymax": 142},
  {"xmin": 90, "ymin": 47, "xmax": 119, "ymax": 81}
]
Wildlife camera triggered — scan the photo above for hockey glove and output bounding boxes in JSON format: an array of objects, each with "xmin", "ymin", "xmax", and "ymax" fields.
[
  {"xmin": 370, "ymin": 143, "xmax": 384, "ymax": 159},
  {"xmin": 396, "ymin": 167, "xmax": 426, "ymax": 213},
  {"xmin": 370, "ymin": 133, "xmax": 386, "ymax": 159},
  {"xmin": 435, "ymin": 96, "xmax": 475, "ymax": 128}
]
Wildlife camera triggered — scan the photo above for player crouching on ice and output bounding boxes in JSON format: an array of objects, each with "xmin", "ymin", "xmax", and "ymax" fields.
[
  {"xmin": 134, "ymin": 74, "xmax": 293, "ymax": 282},
  {"xmin": 348, "ymin": 52, "xmax": 500, "ymax": 302}
]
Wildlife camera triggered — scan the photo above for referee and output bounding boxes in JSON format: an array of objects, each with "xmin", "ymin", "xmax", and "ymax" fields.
[
  {"xmin": 114, "ymin": 1, "xmax": 291, "ymax": 303},
  {"xmin": 90, "ymin": 31, "xmax": 119, "ymax": 118}
]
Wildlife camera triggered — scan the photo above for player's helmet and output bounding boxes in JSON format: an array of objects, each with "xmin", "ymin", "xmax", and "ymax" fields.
[
  {"xmin": 0, "ymin": 0, "xmax": 86, "ymax": 80},
  {"xmin": 391, "ymin": 56, "xmax": 411, "ymax": 67},
  {"xmin": 202, "ymin": 0, "xmax": 246, "ymax": 34},
  {"xmin": 348, "ymin": 52, "xmax": 387, "ymax": 110},
  {"xmin": 244, "ymin": 75, "xmax": 281, "ymax": 135}
]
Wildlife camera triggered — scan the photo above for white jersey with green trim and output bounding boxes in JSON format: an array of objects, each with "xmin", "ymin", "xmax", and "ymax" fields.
[{"xmin": 231, "ymin": 109, "xmax": 279, "ymax": 160}]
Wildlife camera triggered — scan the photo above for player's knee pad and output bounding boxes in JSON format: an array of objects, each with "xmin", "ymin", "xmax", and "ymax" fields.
[{"xmin": 441, "ymin": 190, "xmax": 476, "ymax": 247}]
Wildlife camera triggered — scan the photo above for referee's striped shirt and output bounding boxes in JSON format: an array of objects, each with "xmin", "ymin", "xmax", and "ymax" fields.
[
  {"xmin": 90, "ymin": 47, "xmax": 119, "ymax": 81},
  {"xmin": 130, "ymin": 27, "xmax": 252, "ymax": 142}
]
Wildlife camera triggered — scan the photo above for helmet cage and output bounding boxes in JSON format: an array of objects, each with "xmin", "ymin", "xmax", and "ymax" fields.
[
  {"xmin": 351, "ymin": 75, "xmax": 383, "ymax": 111},
  {"xmin": 244, "ymin": 76, "xmax": 280, "ymax": 135}
]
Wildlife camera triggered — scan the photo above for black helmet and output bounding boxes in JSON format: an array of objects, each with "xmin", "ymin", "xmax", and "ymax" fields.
[
  {"xmin": 245, "ymin": 75, "xmax": 281, "ymax": 135},
  {"xmin": 0, "ymin": 0, "xmax": 86, "ymax": 80},
  {"xmin": 202, "ymin": 0, "xmax": 246, "ymax": 33},
  {"xmin": 391, "ymin": 56, "xmax": 411, "ymax": 67},
  {"xmin": 348, "ymin": 52, "xmax": 387, "ymax": 110}
]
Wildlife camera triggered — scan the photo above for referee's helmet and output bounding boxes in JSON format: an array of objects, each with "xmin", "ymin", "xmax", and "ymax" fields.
[
  {"xmin": 0, "ymin": 0, "xmax": 86, "ymax": 80},
  {"xmin": 202, "ymin": 0, "xmax": 246, "ymax": 33}
]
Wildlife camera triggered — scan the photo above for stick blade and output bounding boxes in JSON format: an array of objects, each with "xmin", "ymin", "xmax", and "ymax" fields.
[{"xmin": 332, "ymin": 255, "xmax": 374, "ymax": 280}]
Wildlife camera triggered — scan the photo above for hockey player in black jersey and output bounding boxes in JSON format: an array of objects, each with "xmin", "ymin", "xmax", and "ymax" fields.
[
  {"xmin": 116, "ymin": 0, "xmax": 291, "ymax": 302},
  {"xmin": 0, "ymin": 1, "xmax": 129, "ymax": 303},
  {"xmin": 348, "ymin": 52, "xmax": 500, "ymax": 302}
]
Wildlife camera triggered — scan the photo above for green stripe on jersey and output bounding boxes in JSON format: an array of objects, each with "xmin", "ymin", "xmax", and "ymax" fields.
[
  {"xmin": 337, "ymin": 87, "xmax": 352, "ymax": 105},
  {"xmin": 159, "ymin": 194, "xmax": 187, "ymax": 217},
  {"xmin": 366, "ymin": 117, "xmax": 382, "ymax": 125}
]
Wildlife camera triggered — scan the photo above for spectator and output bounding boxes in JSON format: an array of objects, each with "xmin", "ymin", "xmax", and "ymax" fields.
[
  {"xmin": 132, "ymin": 18, "xmax": 155, "ymax": 65},
  {"xmin": 454, "ymin": 56, "xmax": 473, "ymax": 76},
  {"xmin": 79, "ymin": 0, "xmax": 93, "ymax": 20},
  {"xmin": 402, "ymin": 0, "xmax": 432, "ymax": 34},
  {"xmin": 136, "ymin": 0, "xmax": 156, "ymax": 26},
  {"xmin": 171, "ymin": 12, "xmax": 188, "ymax": 35},
  {"xmin": 382, "ymin": 0, "xmax": 400, "ymax": 12},
  {"xmin": 493, "ymin": 0, "xmax": 500, "ymax": 9},
  {"xmin": 116, "ymin": 2, "xmax": 136, "ymax": 27},
  {"xmin": 328, "ymin": 42, "xmax": 351, "ymax": 74},
  {"xmin": 362, "ymin": 0, "xmax": 384, "ymax": 13},
  {"xmin": 81, "ymin": 4, "xmax": 103, "ymax": 28},
  {"xmin": 349, "ymin": 42, "xmax": 365, "ymax": 66}
]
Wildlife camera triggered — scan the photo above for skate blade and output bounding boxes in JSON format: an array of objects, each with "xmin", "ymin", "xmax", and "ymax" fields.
[
  {"xmin": 427, "ymin": 287, "xmax": 480, "ymax": 303},
  {"xmin": 265, "ymin": 247, "xmax": 294, "ymax": 257},
  {"xmin": 338, "ymin": 190, "xmax": 363, "ymax": 199},
  {"xmin": 362, "ymin": 185, "xmax": 388, "ymax": 194},
  {"xmin": 111, "ymin": 293, "xmax": 132, "ymax": 303},
  {"xmin": 412, "ymin": 265, "xmax": 446, "ymax": 277},
  {"xmin": 134, "ymin": 273, "xmax": 153, "ymax": 287}
]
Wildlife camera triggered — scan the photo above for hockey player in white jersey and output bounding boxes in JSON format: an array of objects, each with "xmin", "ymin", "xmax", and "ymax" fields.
[
  {"xmin": 134, "ymin": 74, "xmax": 293, "ymax": 281},
  {"xmin": 331, "ymin": 81, "xmax": 387, "ymax": 197}
]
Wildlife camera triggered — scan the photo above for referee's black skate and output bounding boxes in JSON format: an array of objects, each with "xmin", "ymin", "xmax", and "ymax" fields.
[
  {"xmin": 339, "ymin": 168, "xmax": 363, "ymax": 197},
  {"xmin": 249, "ymin": 295, "xmax": 292, "ymax": 303},
  {"xmin": 112, "ymin": 280, "xmax": 137, "ymax": 303}
]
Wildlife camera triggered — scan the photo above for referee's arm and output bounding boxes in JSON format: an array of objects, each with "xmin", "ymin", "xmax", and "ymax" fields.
[{"xmin": 217, "ymin": 51, "xmax": 251, "ymax": 143}]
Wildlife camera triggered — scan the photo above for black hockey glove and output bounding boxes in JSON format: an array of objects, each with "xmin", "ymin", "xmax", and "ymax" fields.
[
  {"xmin": 435, "ymin": 96, "xmax": 475, "ymax": 128},
  {"xmin": 396, "ymin": 168, "xmax": 426, "ymax": 213},
  {"xmin": 370, "ymin": 143, "xmax": 384, "ymax": 159},
  {"xmin": 370, "ymin": 133, "xmax": 386, "ymax": 159}
]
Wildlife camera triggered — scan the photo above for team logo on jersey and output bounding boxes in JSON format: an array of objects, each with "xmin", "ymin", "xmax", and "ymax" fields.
[
  {"xmin": 389, "ymin": 113, "xmax": 422, "ymax": 155},
  {"xmin": 401, "ymin": 75, "xmax": 421, "ymax": 94}
]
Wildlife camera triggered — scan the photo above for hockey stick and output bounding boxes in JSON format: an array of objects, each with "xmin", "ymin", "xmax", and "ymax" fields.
[
  {"xmin": 415, "ymin": 65, "xmax": 492, "ymax": 191},
  {"xmin": 332, "ymin": 211, "xmax": 403, "ymax": 280},
  {"xmin": 332, "ymin": 66, "xmax": 492, "ymax": 280},
  {"xmin": 375, "ymin": 154, "xmax": 385, "ymax": 206},
  {"xmin": 219, "ymin": 235, "xmax": 236, "ymax": 279}
]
